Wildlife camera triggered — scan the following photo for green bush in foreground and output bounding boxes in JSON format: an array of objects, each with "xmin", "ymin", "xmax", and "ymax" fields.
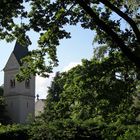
[{"xmin": 0, "ymin": 124, "xmax": 29, "ymax": 140}]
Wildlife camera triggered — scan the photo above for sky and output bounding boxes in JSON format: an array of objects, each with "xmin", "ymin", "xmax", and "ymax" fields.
[
  {"xmin": 0, "ymin": 0, "xmax": 132, "ymax": 99},
  {"xmin": 0, "ymin": 24, "xmax": 94, "ymax": 99}
]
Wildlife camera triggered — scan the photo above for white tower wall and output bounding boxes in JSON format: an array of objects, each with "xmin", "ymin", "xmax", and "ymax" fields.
[{"xmin": 4, "ymin": 43, "xmax": 35, "ymax": 124}]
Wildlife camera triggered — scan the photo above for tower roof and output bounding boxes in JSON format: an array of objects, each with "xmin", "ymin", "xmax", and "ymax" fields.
[{"xmin": 13, "ymin": 41, "xmax": 28, "ymax": 65}]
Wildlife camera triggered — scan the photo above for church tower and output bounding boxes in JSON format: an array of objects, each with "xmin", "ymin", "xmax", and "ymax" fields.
[{"xmin": 3, "ymin": 42, "xmax": 35, "ymax": 123}]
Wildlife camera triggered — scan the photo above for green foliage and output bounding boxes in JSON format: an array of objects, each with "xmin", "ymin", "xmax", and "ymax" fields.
[
  {"xmin": 0, "ymin": 86, "xmax": 4, "ymax": 96},
  {"xmin": 0, "ymin": 124, "xmax": 29, "ymax": 140},
  {"xmin": 0, "ymin": 86, "xmax": 11, "ymax": 124},
  {"xmin": 124, "ymin": 0, "xmax": 140, "ymax": 12},
  {"xmin": 0, "ymin": 97, "xmax": 11, "ymax": 125},
  {"xmin": 0, "ymin": 0, "xmax": 139, "ymax": 79},
  {"xmin": 117, "ymin": 125, "xmax": 140, "ymax": 140},
  {"xmin": 28, "ymin": 118, "xmax": 103, "ymax": 140},
  {"xmin": 33, "ymin": 50, "xmax": 140, "ymax": 139},
  {"xmin": 0, "ymin": 1, "xmax": 140, "ymax": 139}
]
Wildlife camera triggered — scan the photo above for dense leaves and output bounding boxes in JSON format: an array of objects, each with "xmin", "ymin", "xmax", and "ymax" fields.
[
  {"xmin": 0, "ymin": 124, "xmax": 29, "ymax": 140},
  {"xmin": 0, "ymin": 0, "xmax": 140, "ymax": 139},
  {"xmin": 0, "ymin": 0, "xmax": 139, "ymax": 79},
  {"xmin": 0, "ymin": 86, "xmax": 10, "ymax": 125},
  {"xmin": 33, "ymin": 50, "xmax": 140, "ymax": 139}
]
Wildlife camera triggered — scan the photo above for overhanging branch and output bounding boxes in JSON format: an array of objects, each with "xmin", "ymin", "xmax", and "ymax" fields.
[
  {"xmin": 100, "ymin": 0, "xmax": 140, "ymax": 43},
  {"xmin": 76, "ymin": 0, "xmax": 140, "ymax": 68}
]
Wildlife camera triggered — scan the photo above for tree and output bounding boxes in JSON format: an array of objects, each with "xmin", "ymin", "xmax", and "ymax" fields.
[
  {"xmin": 0, "ymin": 97, "xmax": 11, "ymax": 125},
  {"xmin": 33, "ymin": 48, "xmax": 140, "ymax": 139},
  {"xmin": 0, "ymin": 86, "xmax": 4, "ymax": 96},
  {"xmin": 0, "ymin": 86, "xmax": 11, "ymax": 125},
  {"xmin": 0, "ymin": 0, "xmax": 139, "ymax": 79}
]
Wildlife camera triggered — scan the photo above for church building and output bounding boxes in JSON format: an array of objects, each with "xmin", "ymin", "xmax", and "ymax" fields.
[{"xmin": 3, "ymin": 41, "xmax": 35, "ymax": 123}]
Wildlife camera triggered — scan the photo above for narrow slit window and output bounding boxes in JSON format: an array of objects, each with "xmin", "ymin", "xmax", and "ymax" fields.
[
  {"xmin": 25, "ymin": 79, "xmax": 30, "ymax": 88},
  {"xmin": 10, "ymin": 79, "xmax": 15, "ymax": 88}
]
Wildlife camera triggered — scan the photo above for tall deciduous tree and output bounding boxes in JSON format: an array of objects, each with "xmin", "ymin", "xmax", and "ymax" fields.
[
  {"xmin": 0, "ymin": 0, "xmax": 139, "ymax": 79},
  {"xmin": 35, "ymin": 49, "xmax": 140, "ymax": 139}
]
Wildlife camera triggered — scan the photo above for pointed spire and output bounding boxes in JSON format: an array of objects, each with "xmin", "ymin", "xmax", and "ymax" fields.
[{"xmin": 13, "ymin": 41, "xmax": 28, "ymax": 65}]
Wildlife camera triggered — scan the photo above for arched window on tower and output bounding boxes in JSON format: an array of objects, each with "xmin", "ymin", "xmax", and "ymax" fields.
[
  {"xmin": 25, "ymin": 79, "xmax": 30, "ymax": 88},
  {"xmin": 10, "ymin": 79, "xmax": 15, "ymax": 88}
]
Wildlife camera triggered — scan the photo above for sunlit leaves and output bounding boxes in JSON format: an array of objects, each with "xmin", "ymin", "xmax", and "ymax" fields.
[
  {"xmin": 40, "ymin": 50, "xmax": 139, "ymax": 139},
  {"xmin": 0, "ymin": 0, "xmax": 139, "ymax": 79}
]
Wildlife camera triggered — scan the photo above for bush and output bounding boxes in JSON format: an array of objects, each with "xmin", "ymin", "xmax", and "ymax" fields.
[
  {"xmin": 117, "ymin": 125, "xmax": 140, "ymax": 140},
  {"xmin": 0, "ymin": 124, "xmax": 29, "ymax": 140}
]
